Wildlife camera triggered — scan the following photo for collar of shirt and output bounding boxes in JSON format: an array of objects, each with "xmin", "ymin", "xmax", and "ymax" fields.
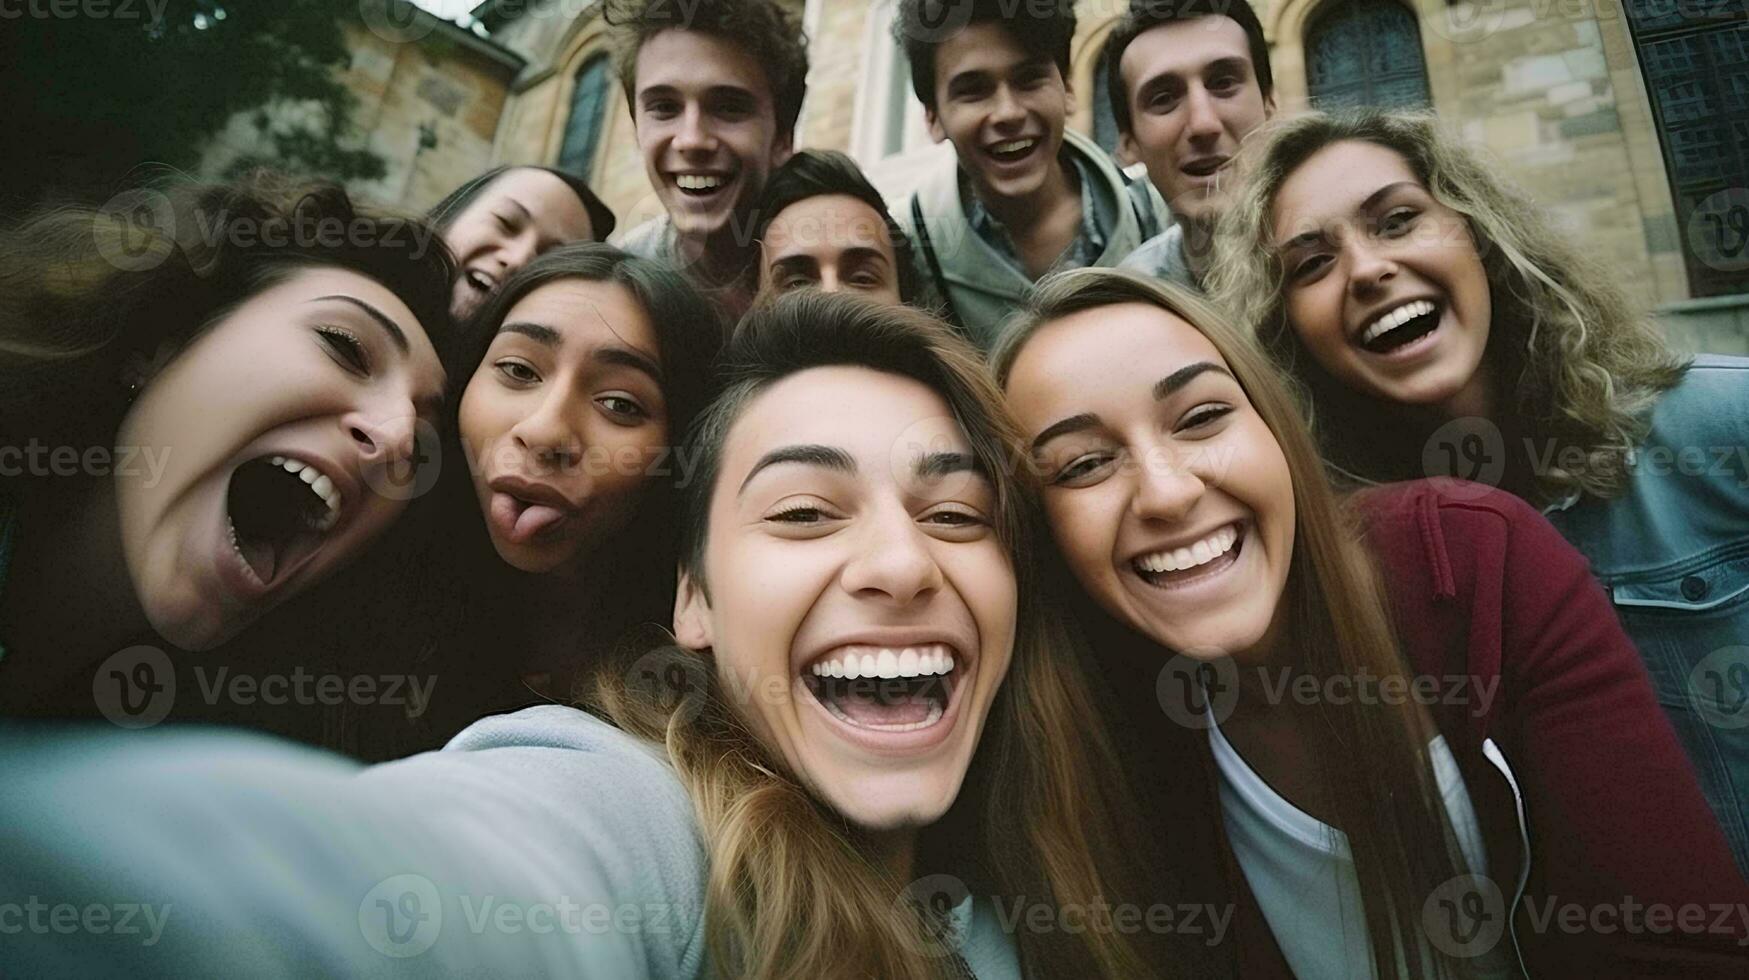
[{"xmin": 960, "ymin": 151, "xmax": 1113, "ymax": 278}]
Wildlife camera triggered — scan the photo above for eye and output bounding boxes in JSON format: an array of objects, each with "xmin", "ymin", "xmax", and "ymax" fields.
[
  {"xmin": 1053, "ymin": 452, "xmax": 1114, "ymax": 487},
  {"xmin": 317, "ymin": 325, "xmax": 370, "ymax": 375},
  {"xmin": 766, "ymin": 501, "xmax": 837, "ymax": 524},
  {"xmin": 1145, "ymin": 89, "xmax": 1181, "ymax": 113},
  {"xmin": 1209, "ymin": 74, "xmax": 1242, "ymax": 95},
  {"xmin": 850, "ymin": 272, "xmax": 885, "ymax": 288},
  {"xmin": 1377, "ymin": 208, "xmax": 1419, "ymax": 238},
  {"xmin": 922, "ymin": 506, "xmax": 988, "ymax": 529},
  {"xmin": 1177, "ymin": 403, "xmax": 1235, "ymax": 433},
  {"xmin": 494, "ymin": 358, "xmax": 539, "ymax": 385},
  {"xmin": 778, "ymin": 274, "xmax": 816, "ymax": 291},
  {"xmin": 493, "ymin": 213, "xmax": 517, "ymax": 233},
  {"xmin": 643, "ymin": 99, "xmax": 680, "ymax": 119},
  {"xmin": 1290, "ymin": 253, "xmax": 1332, "ymax": 281},
  {"xmin": 597, "ymin": 394, "xmax": 649, "ymax": 422}
]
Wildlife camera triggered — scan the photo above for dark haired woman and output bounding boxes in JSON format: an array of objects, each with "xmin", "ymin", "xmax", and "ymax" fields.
[
  {"xmin": 995, "ymin": 268, "xmax": 1747, "ymax": 977},
  {"xmin": 429, "ymin": 165, "xmax": 617, "ymax": 322},
  {"xmin": 0, "ymin": 174, "xmax": 456, "ymax": 714}
]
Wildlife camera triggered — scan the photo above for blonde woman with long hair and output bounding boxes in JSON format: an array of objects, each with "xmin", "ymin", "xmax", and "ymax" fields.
[
  {"xmin": 0, "ymin": 291, "xmax": 1169, "ymax": 979},
  {"xmin": 992, "ymin": 268, "xmax": 1746, "ymax": 978},
  {"xmin": 1206, "ymin": 109, "xmax": 1749, "ymax": 874}
]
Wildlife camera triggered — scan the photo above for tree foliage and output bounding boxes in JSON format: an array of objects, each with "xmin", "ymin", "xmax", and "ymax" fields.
[{"xmin": 1, "ymin": 0, "xmax": 386, "ymax": 209}]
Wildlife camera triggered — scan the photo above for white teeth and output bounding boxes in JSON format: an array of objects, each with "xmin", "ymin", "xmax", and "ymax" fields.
[
  {"xmin": 1360, "ymin": 300, "xmax": 1436, "ymax": 346},
  {"xmin": 809, "ymin": 644, "xmax": 958, "ymax": 679},
  {"xmin": 992, "ymin": 138, "xmax": 1036, "ymax": 155},
  {"xmin": 270, "ymin": 456, "xmax": 343, "ymax": 531},
  {"xmin": 1136, "ymin": 524, "xmax": 1240, "ymax": 574},
  {"xmin": 675, "ymin": 174, "xmax": 725, "ymax": 191}
]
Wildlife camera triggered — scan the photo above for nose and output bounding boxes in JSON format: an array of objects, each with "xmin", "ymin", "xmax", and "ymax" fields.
[
  {"xmin": 839, "ymin": 509, "xmax": 944, "ymax": 607},
  {"xmin": 816, "ymin": 266, "xmax": 841, "ymax": 293},
  {"xmin": 673, "ymin": 104, "xmax": 716, "ymax": 155},
  {"xmin": 344, "ymin": 408, "xmax": 418, "ymax": 466},
  {"xmin": 1129, "ymin": 445, "xmax": 1207, "ymax": 524},
  {"xmin": 508, "ymin": 389, "xmax": 583, "ymax": 470},
  {"xmin": 1344, "ymin": 236, "xmax": 1398, "ymax": 299},
  {"xmin": 990, "ymin": 84, "xmax": 1025, "ymax": 128},
  {"xmin": 1183, "ymin": 86, "xmax": 1223, "ymax": 143},
  {"xmin": 496, "ymin": 233, "xmax": 539, "ymax": 277}
]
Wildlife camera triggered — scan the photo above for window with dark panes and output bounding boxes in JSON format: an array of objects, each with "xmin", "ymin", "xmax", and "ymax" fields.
[
  {"xmin": 559, "ymin": 54, "xmax": 611, "ymax": 181},
  {"xmin": 1305, "ymin": 0, "xmax": 1430, "ymax": 110},
  {"xmin": 1625, "ymin": 0, "xmax": 1749, "ymax": 297}
]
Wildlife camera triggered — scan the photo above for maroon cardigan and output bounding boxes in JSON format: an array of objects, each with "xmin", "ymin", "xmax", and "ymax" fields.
[{"xmin": 1119, "ymin": 480, "xmax": 1748, "ymax": 977}]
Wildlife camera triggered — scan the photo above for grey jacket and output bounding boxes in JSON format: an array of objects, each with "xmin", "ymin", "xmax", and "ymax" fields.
[{"xmin": 0, "ymin": 705, "xmax": 1023, "ymax": 977}]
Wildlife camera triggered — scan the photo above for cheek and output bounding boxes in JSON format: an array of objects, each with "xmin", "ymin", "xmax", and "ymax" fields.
[{"xmin": 1045, "ymin": 492, "xmax": 1117, "ymax": 584}]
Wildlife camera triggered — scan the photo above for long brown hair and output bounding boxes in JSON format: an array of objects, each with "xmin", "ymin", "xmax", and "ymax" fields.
[
  {"xmin": 996, "ymin": 268, "xmax": 1482, "ymax": 978},
  {"xmin": 594, "ymin": 290, "xmax": 1169, "ymax": 979},
  {"xmin": 1207, "ymin": 110, "xmax": 1687, "ymax": 506}
]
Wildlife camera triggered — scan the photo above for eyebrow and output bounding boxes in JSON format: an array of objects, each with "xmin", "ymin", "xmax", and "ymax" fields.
[
  {"xmin": 915, "ymin": 451, "xmax": 982, "ymax": 481},
  {"xmin": 311, "ymin": 295, "xmax": 409, "ymax": 354},
  {"xmin": 497, "ymin": 322, "xmax": 667, "ymax": 384},
  {"xmin": 1030, "ymin": 412, "xmax": 1100, "ymax": 454},
  {"xmin": 1275, "ymin": 181, "xmax": 1422, "ymax": 252},
  {"xmin": 739, "ymin": 444, "xmax": 856, "ymax": 494},
  {"xmin": 1153, "ymin": 362, "xmax": 1233, "ymax": 400}
]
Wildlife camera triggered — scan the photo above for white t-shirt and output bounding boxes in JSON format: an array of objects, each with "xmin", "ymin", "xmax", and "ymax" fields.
[{"xmin": 1208, "ymin": 716, "xmax": 1513, "ymax": 979}]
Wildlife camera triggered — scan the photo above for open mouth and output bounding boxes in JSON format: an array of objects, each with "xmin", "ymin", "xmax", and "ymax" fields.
[
  {"xmin": 464, "ymin": 269, "xmax": 498, "ymax": 297},
  {"xmin": 225, "ymin": 455, "xmax": 342, "ymax": 586},
  {"xmin": 1181, "ymin": 156, "xmax": 1227, "ymax": 178},
  {"xmin": 1131, "ymin": 522, "xmax": 1243, "ymax": 588},
  {"xmin": 987, "ymin": 137, "xmax": 1039, "ymax": 166},
  {"xmin": 673, "ymin": 173, "xmax": 730, "ymax": 198},
  {"xmin": 1357, "ymin": 299, "xmax": 1441, "ymax": 354},
  {"xmin": 803, "ymin": 644, "xmax": 958, "ymax": 733}
]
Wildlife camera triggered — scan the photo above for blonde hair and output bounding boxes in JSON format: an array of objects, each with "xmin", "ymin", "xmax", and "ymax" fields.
[
  {"xmin": 593, "ymin": 291, "xmax": 1168, "ymax": 979},
  {"xmin": 1207, "ymin": 110, "xmax": 1687, "ymax": 506},
  {"xmin": 997, "ymin": 268, "xmax": 1483, "ymax": 979}
]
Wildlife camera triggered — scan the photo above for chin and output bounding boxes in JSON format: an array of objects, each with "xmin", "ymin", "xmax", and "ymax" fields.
[
  {"xmin": 489, "ymin": 538, "xmax": 569, "ymax": 574},
  {"xmin": 147, "ymin": 600, "xmax": 239, "ymax": 652},
  {"xmin": 826, "ymin": 773, "xmax": 960, "ymax": 832}
]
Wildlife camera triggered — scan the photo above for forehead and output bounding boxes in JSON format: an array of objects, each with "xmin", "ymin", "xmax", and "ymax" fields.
[
  {"xmin": 471, "ymin": 169, "xmax": 594, "ymax": 240},
  {"xmin": 501, "ymin": 279, "xmax": 659, "ymax": 355},
  {"xmin": 275, "ymin": 265, "xmax": 446, "ymax": 386},
  {"xmin": 763, "ymin": 195, "xmax": 894, "ymax": 257},
  {"xmin": 1121, "ymin": 16, "xmax": 1254, "ymax": 86},
  {"xmin": 1273, "ymin": 140, "xmax": 1421, "ymax": 235},
  {"xmin": 935, "ymin": 20, "xmax": 1041, "ymax": 82},
  {"xmin": 635, "ymin": 28, "xmax": 773, "ymax": 101},
  {"xmin": 1008, "ymin": 303, "xmax": 1225, "ymax": 423},
  {"xmin": 718, "ymin": 365, "xmax": 969, "ymax": 484}
]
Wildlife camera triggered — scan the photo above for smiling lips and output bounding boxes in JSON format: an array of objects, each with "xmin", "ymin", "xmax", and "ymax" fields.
[
  {"xmin": 1131, "ymin": 521, "xmax": 1245, "ymax": 588},
  {"xmin": 1356, "ymin": 299, "xmax": 1442, "ymax": 354},
  {"xmin": 803, "ymin": 643, "xmax": 960, "ymax": 735}
]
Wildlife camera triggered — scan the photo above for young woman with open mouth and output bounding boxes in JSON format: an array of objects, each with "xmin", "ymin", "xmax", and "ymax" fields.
[
  {"xmin": 1210, "ymin": 110, "xmax": 1749, "ymax": 875},
  {"xmin": 428, "ymin": 165, "xmax": 617, "ymax": 323},
  {"xmin": 1, "ymin": 291, "xmax": 1165, "ymax": 979},
  {"xmin": 0, "ymin": 174, "xmax": 455, "ymax": 715},
  {"xmin": 993, "ymin": 269, "xmax": 1747, "ymax": 977}
]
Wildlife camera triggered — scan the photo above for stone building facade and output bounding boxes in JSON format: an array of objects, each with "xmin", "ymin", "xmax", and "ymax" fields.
[{"xmin": 446, "ymin": 0, "xmax": 1745, "ymax": 350}]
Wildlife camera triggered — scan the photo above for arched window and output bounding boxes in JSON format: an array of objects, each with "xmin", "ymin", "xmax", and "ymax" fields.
[
  {"xmin": 1305, "ymin": 0, "xmax": 1430, "ymax": 110},
  {"xmin": 1623, "ymin": 0, "xmax": 1748, "ymax": 297},
  {"xmin": 558, "ymin": 53, "xmax": 611, "ymax": 180}
]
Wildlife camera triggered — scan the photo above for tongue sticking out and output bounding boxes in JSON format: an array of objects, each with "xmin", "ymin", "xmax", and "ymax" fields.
[
  {"xmin": 491, "ymin": 492, "xmax": 568, "ymax": 544},
  {"xmin": 227, "ymin": 457, "xmax": 328, "ymax": 584}
]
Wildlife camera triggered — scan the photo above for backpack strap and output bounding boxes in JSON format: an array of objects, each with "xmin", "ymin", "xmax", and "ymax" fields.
[{"xmin": 909, "ymin": 192, "xmax": 966, "ymax": 335}]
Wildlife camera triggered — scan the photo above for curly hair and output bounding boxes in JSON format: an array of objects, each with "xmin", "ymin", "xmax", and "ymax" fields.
[
  {"xmin": 0, "ymin": 170, "xmax": 458, "ymax": 456},
  {"xmin": 606, "ymin": 0, "xmax": 810, "ymax": 141},
  {"xmin": 1207, "ymin": 110, "xmax": 1688, "ymax": 506}
]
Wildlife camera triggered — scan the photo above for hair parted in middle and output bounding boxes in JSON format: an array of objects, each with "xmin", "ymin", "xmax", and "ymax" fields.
[
  {"xmin": 592, "ymin": 289, "xmax": 1172, "ymax": 979},
  {"xmin": 995, "ymin": 267, "xmax": 1483, "ymax": 980},
  {"xmin": 895, "ymin": 0, "xmax": 1078, "ymax": 111},
  {"xmin": 1101, "ymin": 0, "xmax": 1276, "ymax": 135},
  {"xmin": 1208, "ymin": 109, "xmax": 1688, "ymax": 506},
  {"xmin": 605, "ymin": 0, "xmax": 811, "ymax": 141}
]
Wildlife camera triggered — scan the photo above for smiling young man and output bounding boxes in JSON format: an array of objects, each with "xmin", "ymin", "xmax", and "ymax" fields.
[
  {"xmin": 752, "ymin": 150, "xmax": 919, "ymax": 308},
  {"xmin": 1110, "ymin": 0, "xmax": 1276, "ymax": 288},
  {"xmin": 610, "ymin": 0, "xmax": 809, "ymax": 318},
  {"xmin": 895, "ymin": 0, "xmax": 1167, "ymax": 348}
]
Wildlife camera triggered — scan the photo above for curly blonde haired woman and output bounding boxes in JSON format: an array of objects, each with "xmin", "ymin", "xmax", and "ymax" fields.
[{"xmin": 1207, "ymin": 109, "xmax": 1749, "ymax": 873}]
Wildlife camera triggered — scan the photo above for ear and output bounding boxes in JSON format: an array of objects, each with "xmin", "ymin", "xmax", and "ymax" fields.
[
  {"xmin": 925, "ymin": 108, "xmax": 946, "ymax": 144},
  {"xmin": 1262, "ymin": 92, "xmax": 1278, "ymax": 120},
  {"xmin": 1117, "ymin": 130, "xmax": 1140, "ymax": 169},
  {"xmin": 672, "ymin": 567, "xmax": 714, "ymax": 651},
  {"xmin": 772, "ymin": 129, "xmax": 795, "ymax": 168}
]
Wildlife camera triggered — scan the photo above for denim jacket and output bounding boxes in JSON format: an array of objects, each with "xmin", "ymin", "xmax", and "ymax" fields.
[{"xmin": 1543, "ymin": 354, "xmax": 1749, "ymax": 873}]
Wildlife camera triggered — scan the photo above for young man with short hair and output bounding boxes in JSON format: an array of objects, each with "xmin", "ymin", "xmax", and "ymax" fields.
[
  {"xmin": 1109, "ymin": 0, "xmax": 1276, "ymax": 288},
  {"xmin": 895, "ymin": 0, "xmax": 1166, "ymax": 347},
  {"xmin": 609, "ymin": 0, "xmax": 809, "ymax": 317},
  {"xmin": 753, "ymin": 150, "xmax": 919, "ymax": 308}
]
